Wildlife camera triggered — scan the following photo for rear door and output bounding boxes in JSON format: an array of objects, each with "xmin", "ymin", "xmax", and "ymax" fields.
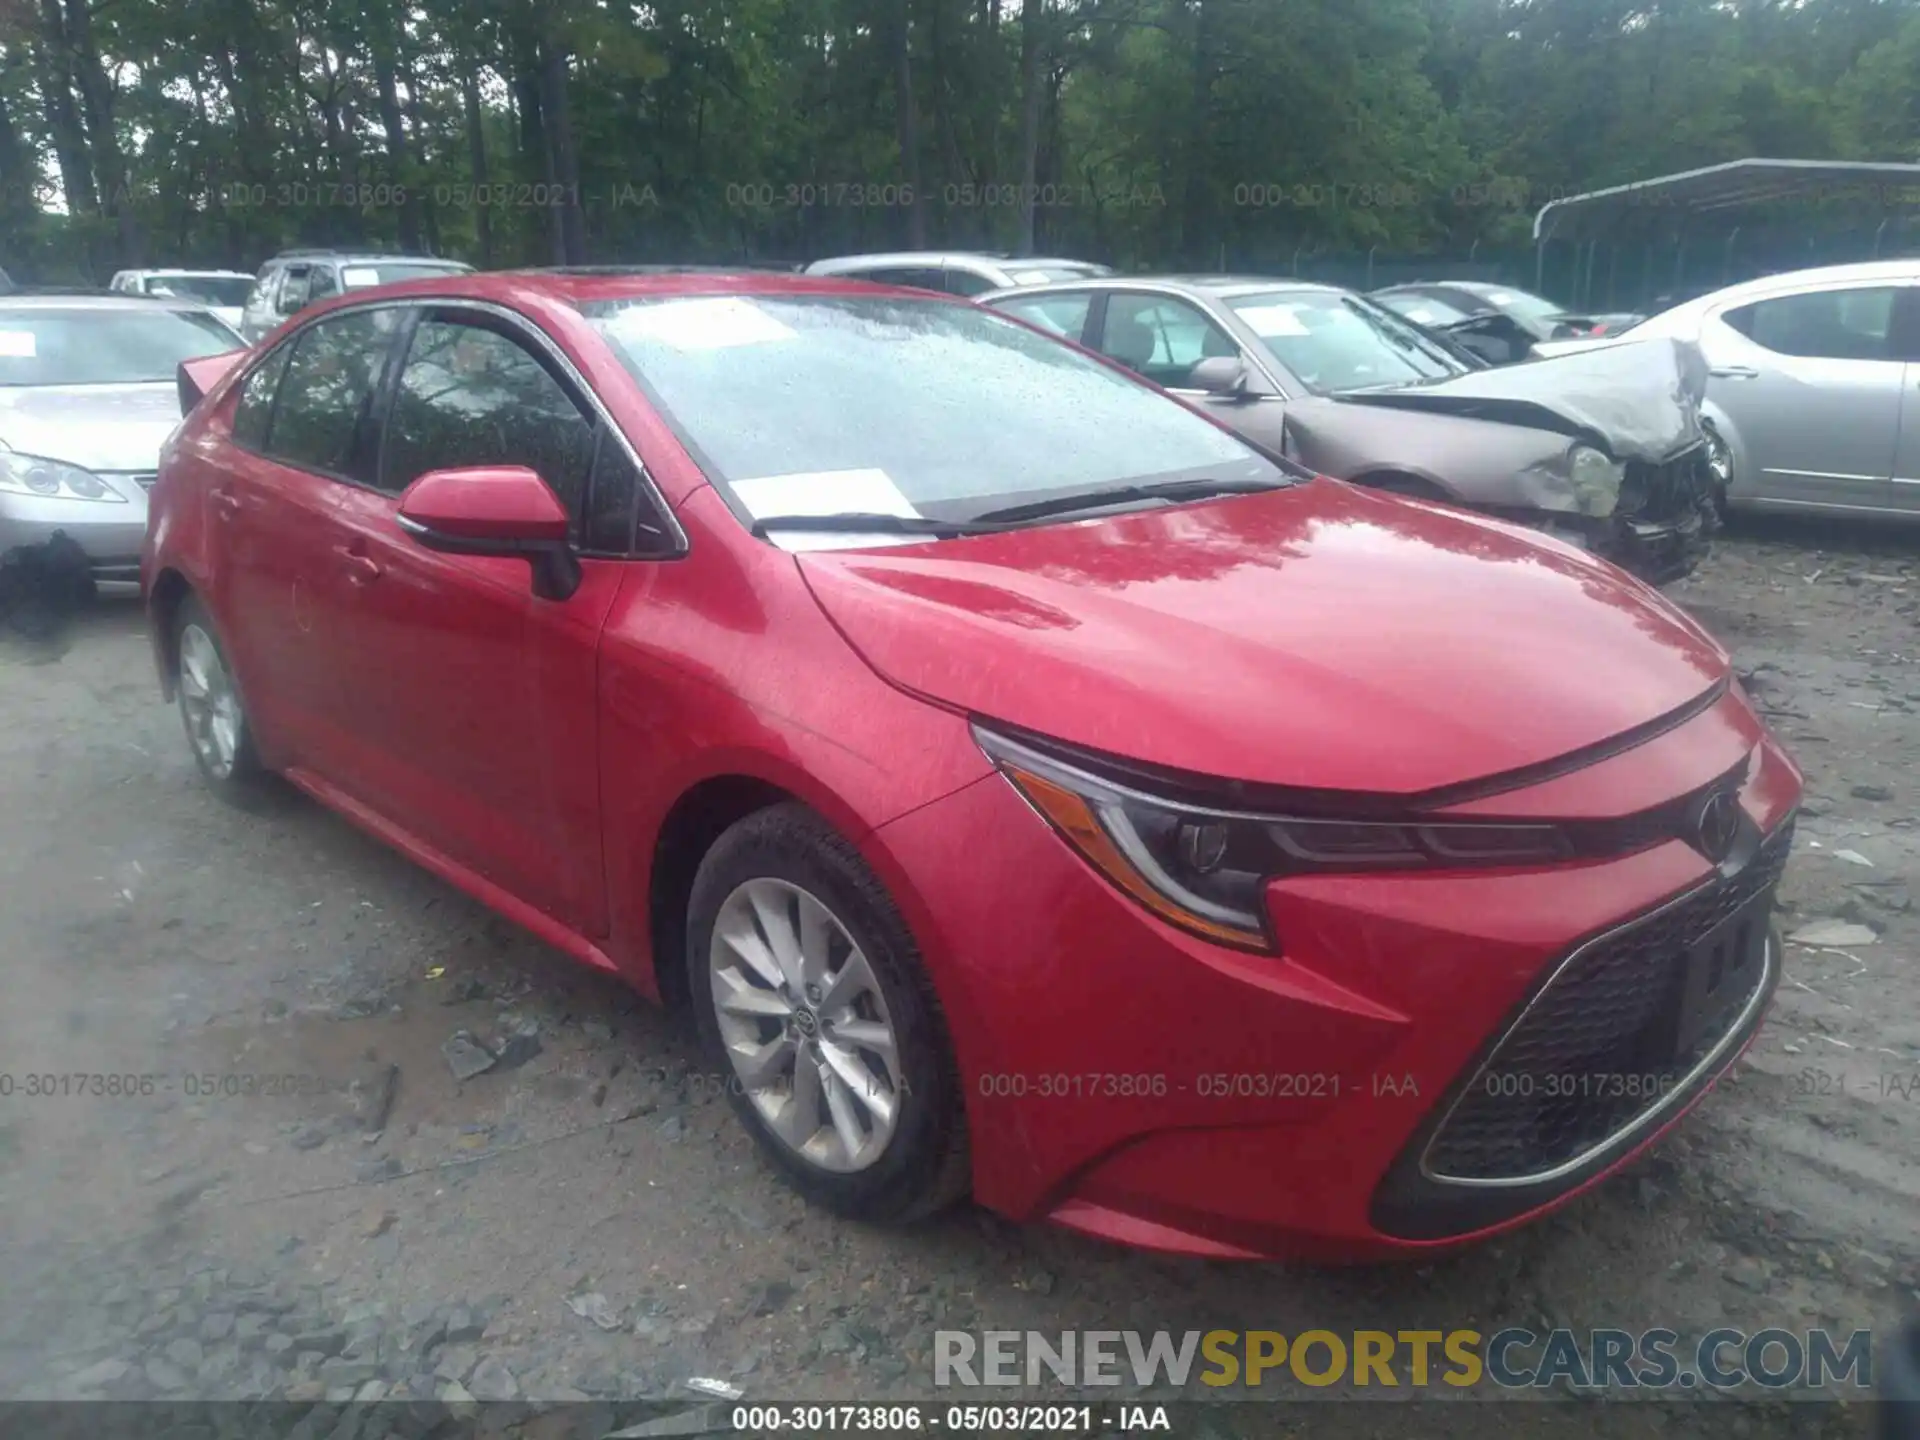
[
  {"xmin": 1706, "ymin": 281, "xmax": 1906, "ymax": 511},
  {"xmin": 314, "ymin": 306, "xmax": 631, "ymax": 933},
  {"xmin": 207, "ymin": 309, "xmax": 398, "ymax": 766}
]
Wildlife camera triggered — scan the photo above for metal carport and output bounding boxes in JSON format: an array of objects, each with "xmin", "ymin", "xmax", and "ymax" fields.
[{"xmin": 1531, "ymin": 158, "xmax": 1920, "ymax": 312}]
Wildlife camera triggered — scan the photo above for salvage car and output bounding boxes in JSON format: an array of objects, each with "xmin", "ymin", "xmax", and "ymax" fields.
[
  {"xmin": 0, "ymin": 294, "xmax": 246, "ymax": 594},
  {"xmin": 803, "ymin": 250, "xmax": 1111, "ymax": 297},
  {"xmin": 1530, "ymin": 260, "xmax": 1920, "ymax": 521},
  {"xmin": 239, "ymin": 248, "xmax": 475, "ymax": 342},
  {"xmin": 146, "ymin": 269, "xmax": 1800, "ymax": 1259},
  {"xmin": 982, "ymin": 275, "xmax": 1717, "ymax": 583},
  {"xmin": 1373, "ymin": 280, "xmax": 1644, "ymax": 366},
  {"xmin": 109, "ymin": 268, "xmax": 255, "ymax": 332}
]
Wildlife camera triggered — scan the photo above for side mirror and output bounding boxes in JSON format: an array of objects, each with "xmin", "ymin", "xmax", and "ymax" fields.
[
  {"xmin": 1188, "ymin": 355, "xmax": 1254, "ymax": 399},
  {"xmin": 396, "ymin": 465, "xmax": 582, "ymax": 601}
]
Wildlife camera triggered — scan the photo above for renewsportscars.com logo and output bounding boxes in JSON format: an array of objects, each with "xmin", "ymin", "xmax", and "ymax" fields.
[{"xmin": 933, "ymin": 1328, "xmax": 1874, "ymax": 1392}]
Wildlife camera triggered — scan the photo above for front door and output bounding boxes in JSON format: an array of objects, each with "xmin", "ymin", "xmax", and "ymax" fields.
[
  {"xmin": 1706, "ymin": 282, "xmax": 1906, "ymax": 511},
  {"xmin": 313, "ymin": 308, "xmax": 620, "ymax": 933}
]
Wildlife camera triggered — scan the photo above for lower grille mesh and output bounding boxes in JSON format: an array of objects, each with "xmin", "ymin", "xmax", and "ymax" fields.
[{"xmin": 1424, "ymin": 822, "xmax": 1792, "ymax": 1182}]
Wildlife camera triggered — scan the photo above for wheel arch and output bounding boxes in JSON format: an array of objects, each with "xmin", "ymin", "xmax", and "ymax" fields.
[
  {"xmin": 146, "ymin": 566, "xmax": 195, "ymax": 700},
  {"xmin": 1350, "ymin": 468, "xmax": 1463, "ymax": 504}
]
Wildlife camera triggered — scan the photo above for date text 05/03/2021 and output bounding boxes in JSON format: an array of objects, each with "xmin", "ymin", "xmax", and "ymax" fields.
[{"xmin": 728, "ymin": 1405, "xmax": 1172, "ymax": 1432}]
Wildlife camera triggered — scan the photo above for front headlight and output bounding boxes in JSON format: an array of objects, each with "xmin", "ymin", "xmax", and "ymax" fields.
[
  {"xmin": 976, "ymin": 727, "xmax": 1573, "ymax": 952},
  {"xmin": 0, "ymin": 452, "xmax": 126, "ymax": 503},
  {"xmin": 1565, "ymin": 445, "xmax": 1624, "ymax": 516}
]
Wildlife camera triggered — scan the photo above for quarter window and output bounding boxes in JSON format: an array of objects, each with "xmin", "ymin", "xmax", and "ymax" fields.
[
  {"xmin": 1722, "ymin": 286, "xmax": 1900, "ymax": 361},
  {"xmin": 380, "ymin": 318, "xmax": 596, "ymax": 524},
  {"xmin": 992, "ymin": 292, "xmax": 1094, "ymax": 341},
  {"xmin": 263, "ymin": 310, "xmax": 394, "ymax": 479}
]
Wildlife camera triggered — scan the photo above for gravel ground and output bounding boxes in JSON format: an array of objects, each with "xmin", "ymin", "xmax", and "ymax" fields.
[{"xmin": 0, "ymin": 519, "xmax": 1914, "ymax": 1437}]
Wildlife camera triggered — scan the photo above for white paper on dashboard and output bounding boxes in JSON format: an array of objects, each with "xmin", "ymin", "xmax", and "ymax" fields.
[
  {"xmin": 730, "ymin": 468, "xmax": 920, "ymax": 520},
  {"xmin": 0, "ymin": 330, "xmax": 37, "ymax": 357},
  {"xmin": 340, "ymin": 267, "xmax": 384, "ymax": 289},
  {"xmin": 1236, "ymin": 304, "xmax": 1310, "ymax": 338},
  {"xmin": 613, "ymin": 296, "xmax": 798, "ymax": 350}
]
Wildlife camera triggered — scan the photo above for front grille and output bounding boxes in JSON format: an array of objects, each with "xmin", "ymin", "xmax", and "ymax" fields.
[
  {"xmin": 1619, "ymin": 446, "xmax": 1710, "ymax": 522},
  {"xmin": 1422, "ymin": 820, "xmax": 1792, "ymax": 1183}
]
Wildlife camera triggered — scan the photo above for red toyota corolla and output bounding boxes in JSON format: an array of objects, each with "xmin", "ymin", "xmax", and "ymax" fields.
[{"xmin": 143, "ymin": 270, "xmax": 1800, "ymax": 1260}]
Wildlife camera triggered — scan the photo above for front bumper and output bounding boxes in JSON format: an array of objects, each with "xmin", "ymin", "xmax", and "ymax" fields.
[
  {"xmin": 872, "ymin": 691, "xmax": 1800, "ymax": 1260},
  {"xmin": 0, "ymin": 476, "xmax": 153, "ymax": 592}
]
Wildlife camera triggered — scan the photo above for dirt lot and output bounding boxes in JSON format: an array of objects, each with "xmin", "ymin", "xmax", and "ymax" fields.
[{"xmin": 0, "ymin": 519, "xmax": 1915, "ymax": 1437}]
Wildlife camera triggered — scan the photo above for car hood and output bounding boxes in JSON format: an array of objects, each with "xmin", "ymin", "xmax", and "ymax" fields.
[
  {"xmin": 797, "ymin": 480, "xmax": 1729, "ymax": 796},
  {"xmin": 0, "ymin": 382, "xmax": 180, "ymax": 472},
  {"xmin": 1333, "ymin": 337, "xmax": 1708, "ymax": 462}
]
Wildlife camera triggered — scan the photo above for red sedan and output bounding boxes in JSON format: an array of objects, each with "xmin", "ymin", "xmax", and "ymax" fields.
[{"xmin": 143, "ymin": 270, "xmax": 1800, "ymax": 1260}]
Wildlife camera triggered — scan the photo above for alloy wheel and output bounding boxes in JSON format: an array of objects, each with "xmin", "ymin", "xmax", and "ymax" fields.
[
  {"xmin": 178, "ymin": 623, "xmax": 242, "ymax": 780},
  {"xmin": 708, "ymin": 877, "xmax": 902, "ymax": 1173}
]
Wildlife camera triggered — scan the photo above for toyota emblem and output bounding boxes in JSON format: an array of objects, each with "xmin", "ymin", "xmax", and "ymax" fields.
[{"xmin": 1695, "ymin": 790, "xmax": 1741, "ymax": 862}]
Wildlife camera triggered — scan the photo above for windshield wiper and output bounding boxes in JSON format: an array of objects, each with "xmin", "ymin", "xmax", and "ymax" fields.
[
  {"xmin": 970, "ymin": 476, "xmax": 1289, "ymax": 526},
  {"xmin": 747, "ymin": 512, "xmax": 1006, "ymax": 539}
]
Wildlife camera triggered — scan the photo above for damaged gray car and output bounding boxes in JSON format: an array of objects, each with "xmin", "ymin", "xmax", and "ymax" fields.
[{"xmin": 979, "ymin": 275, "xmax": 1717, "ymax": 584}]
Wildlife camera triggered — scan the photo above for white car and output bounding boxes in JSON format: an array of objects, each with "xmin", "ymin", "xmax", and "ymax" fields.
[
  {"xmin": 108, "ymin": 269, "xmax": 254, "ymax": 332},
  {"xmin": 802, "ymin": 250, "xmax": 1110, "ymax": 297}
]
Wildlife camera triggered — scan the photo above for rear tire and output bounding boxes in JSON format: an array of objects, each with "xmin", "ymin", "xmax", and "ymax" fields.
[
  {"xmin": 687, "ymin": 803, "xmax": 970, "ymax": 1223},
  {"xmin": 172, "ymin": 594, "xmax": 270, "ymax": 806}
]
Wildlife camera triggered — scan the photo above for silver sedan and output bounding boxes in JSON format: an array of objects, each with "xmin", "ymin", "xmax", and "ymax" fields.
[
  {"xmin": 1532, "ymin": 259, "xmax": 1920, "ymax": 518},
  {"xmin": 0, "ymin": 295, "xmax": 245, "ymax": 594}
]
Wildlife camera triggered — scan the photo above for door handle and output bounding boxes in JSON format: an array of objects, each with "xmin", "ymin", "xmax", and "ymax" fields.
[
  {"xmin": 335, "ymin": 546, "xmax": 383, "ymax": 584},
  {"xmin": 1709, "ymin": 365, "xmax": 1759, "ymax": 379},
  {"xmin": 210, "ymin": 488, "xmax": 241, "ymax": 518}
]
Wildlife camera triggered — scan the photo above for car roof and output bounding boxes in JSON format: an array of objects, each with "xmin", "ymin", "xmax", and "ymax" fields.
[
  {"xmin": 982, "ymin": 274, "xmax": 1351, "ymax": 301},
  {"xmin": 1685, "ymin": 258, "xmax": 1920, "ymax": 305},
  {"xmin": 806, "ymin": 251, "xmax": 1096, "ymax": 271},
  {"xmin": 287, "ymin": 267, "xmax": 975, "ymax": 309},
  {"xmin": 267, "ymin": 252, "xmax": 473, "ymax": 267},
  {"xmin": 0, "ymin": 293, "xmax": 221, "ymax": 312}
]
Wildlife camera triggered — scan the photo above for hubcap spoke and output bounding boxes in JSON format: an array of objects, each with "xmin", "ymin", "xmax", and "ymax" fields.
[
  {"xmin": 179, "ymin": 625, "xmax": 240, "ymax": 777},
  {"xmin": 819, "ymin": 1039, "xmax": 895, "ymax": 1127},
  {"xmin": 821, "ymin": 1067, "xmax": 868, "ymax": 1164},
  {"xmin": 709, "ymin": 877, "xmax": 902, "ymax": 1174}
]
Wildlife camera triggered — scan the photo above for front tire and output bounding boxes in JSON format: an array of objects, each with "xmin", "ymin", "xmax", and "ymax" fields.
[
  {"xmin": 173, "ymin": 595, "xmax": 269, "ymax": 804},
  {"xmin": 687, "ymin": 803, "xmax": 970, "ymax": 1223}
]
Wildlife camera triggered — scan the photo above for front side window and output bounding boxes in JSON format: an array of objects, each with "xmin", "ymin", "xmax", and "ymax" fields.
[
  {"xmin": 277, "ymin": 267, "xmax": 313, "ymax": 313},
  {"xmin": 1099, "ymin": 294, "xmax": 1241, "ymax": 388},
  {"xmin": 990, "ymin": 292, "xmax": 1094, "ymax": 341},
  {"xmin": 1722, "ymin": 286, "xmax": 1900, "ymax": 361},
  {"xmin": 0, "ymin": 307, "xmax": 240, "ymax": 387},
  {"xmin": 1225, "ymin": 290, "xmax": 1464, "ymax": 393},
  {"xmin": 589, "ymin": 293, "xmax": 1275, "ymax": 528},
  {"xmin": 380, "ymin": 318, "xmax": 596, "ymax": 521},
  {"xmin": 264, "ymin": 310, "xmax": 395, "ymax": 478}
]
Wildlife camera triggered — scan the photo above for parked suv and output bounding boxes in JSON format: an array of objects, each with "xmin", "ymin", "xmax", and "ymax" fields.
[{"xmin": 239, "ymin": 249, "xmax": 473, "ymax": 341}]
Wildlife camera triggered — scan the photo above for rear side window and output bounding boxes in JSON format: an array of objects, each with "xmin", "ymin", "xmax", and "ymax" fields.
[
  {"xmin": 264, "ymin": 311, "xmax": 394, "ymax": 478},
  {"xmin": 379, "ymin": 318, "xmax": 596, "ymax": 521},
  {"xmin": 230, "ymin": 344, "xmax": 294, "ymax": 450},
  {"xmin": 992, "ymin": 292, "xmax": 1094, "ymax": 341},
  {"xmin": 1722, "ymin": 286, "xmax": 1900, "ymax": 360},
  {"xmin": 309, "ymin": 267, "xmax": 341, "ymax": 301}
]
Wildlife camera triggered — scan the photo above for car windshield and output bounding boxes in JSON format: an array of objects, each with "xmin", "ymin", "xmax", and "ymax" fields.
[
  {"xmin": 590, "ymin": 293, "xmax": 1279, "ymax": 523},
  {"xmin": 1470, "ymin": 286, "xmax": 1568, "ymax": 325},
  {"xmin": 0, "ymin": 307, "xmax": 241, "ymax": 386},
  {"xmin": 1376, "ymin": 292, "xmax": 1478, "ymax": 327},
  {"xmin": 1225, "ymin": 290, "xmax": 1466, "ymax": 393},
  {"xmin": 338, "ymin": 262, "xmax": 471, "ymax": 290},
  {"xmin": 146, "ymin": 275, "xmax": 252, "ymax": 306}
]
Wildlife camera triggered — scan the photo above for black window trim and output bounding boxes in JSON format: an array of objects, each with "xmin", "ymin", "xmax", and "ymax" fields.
[{"xmin": 226, "ymin": 294, "xmax": 687, "ymax": 562}]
